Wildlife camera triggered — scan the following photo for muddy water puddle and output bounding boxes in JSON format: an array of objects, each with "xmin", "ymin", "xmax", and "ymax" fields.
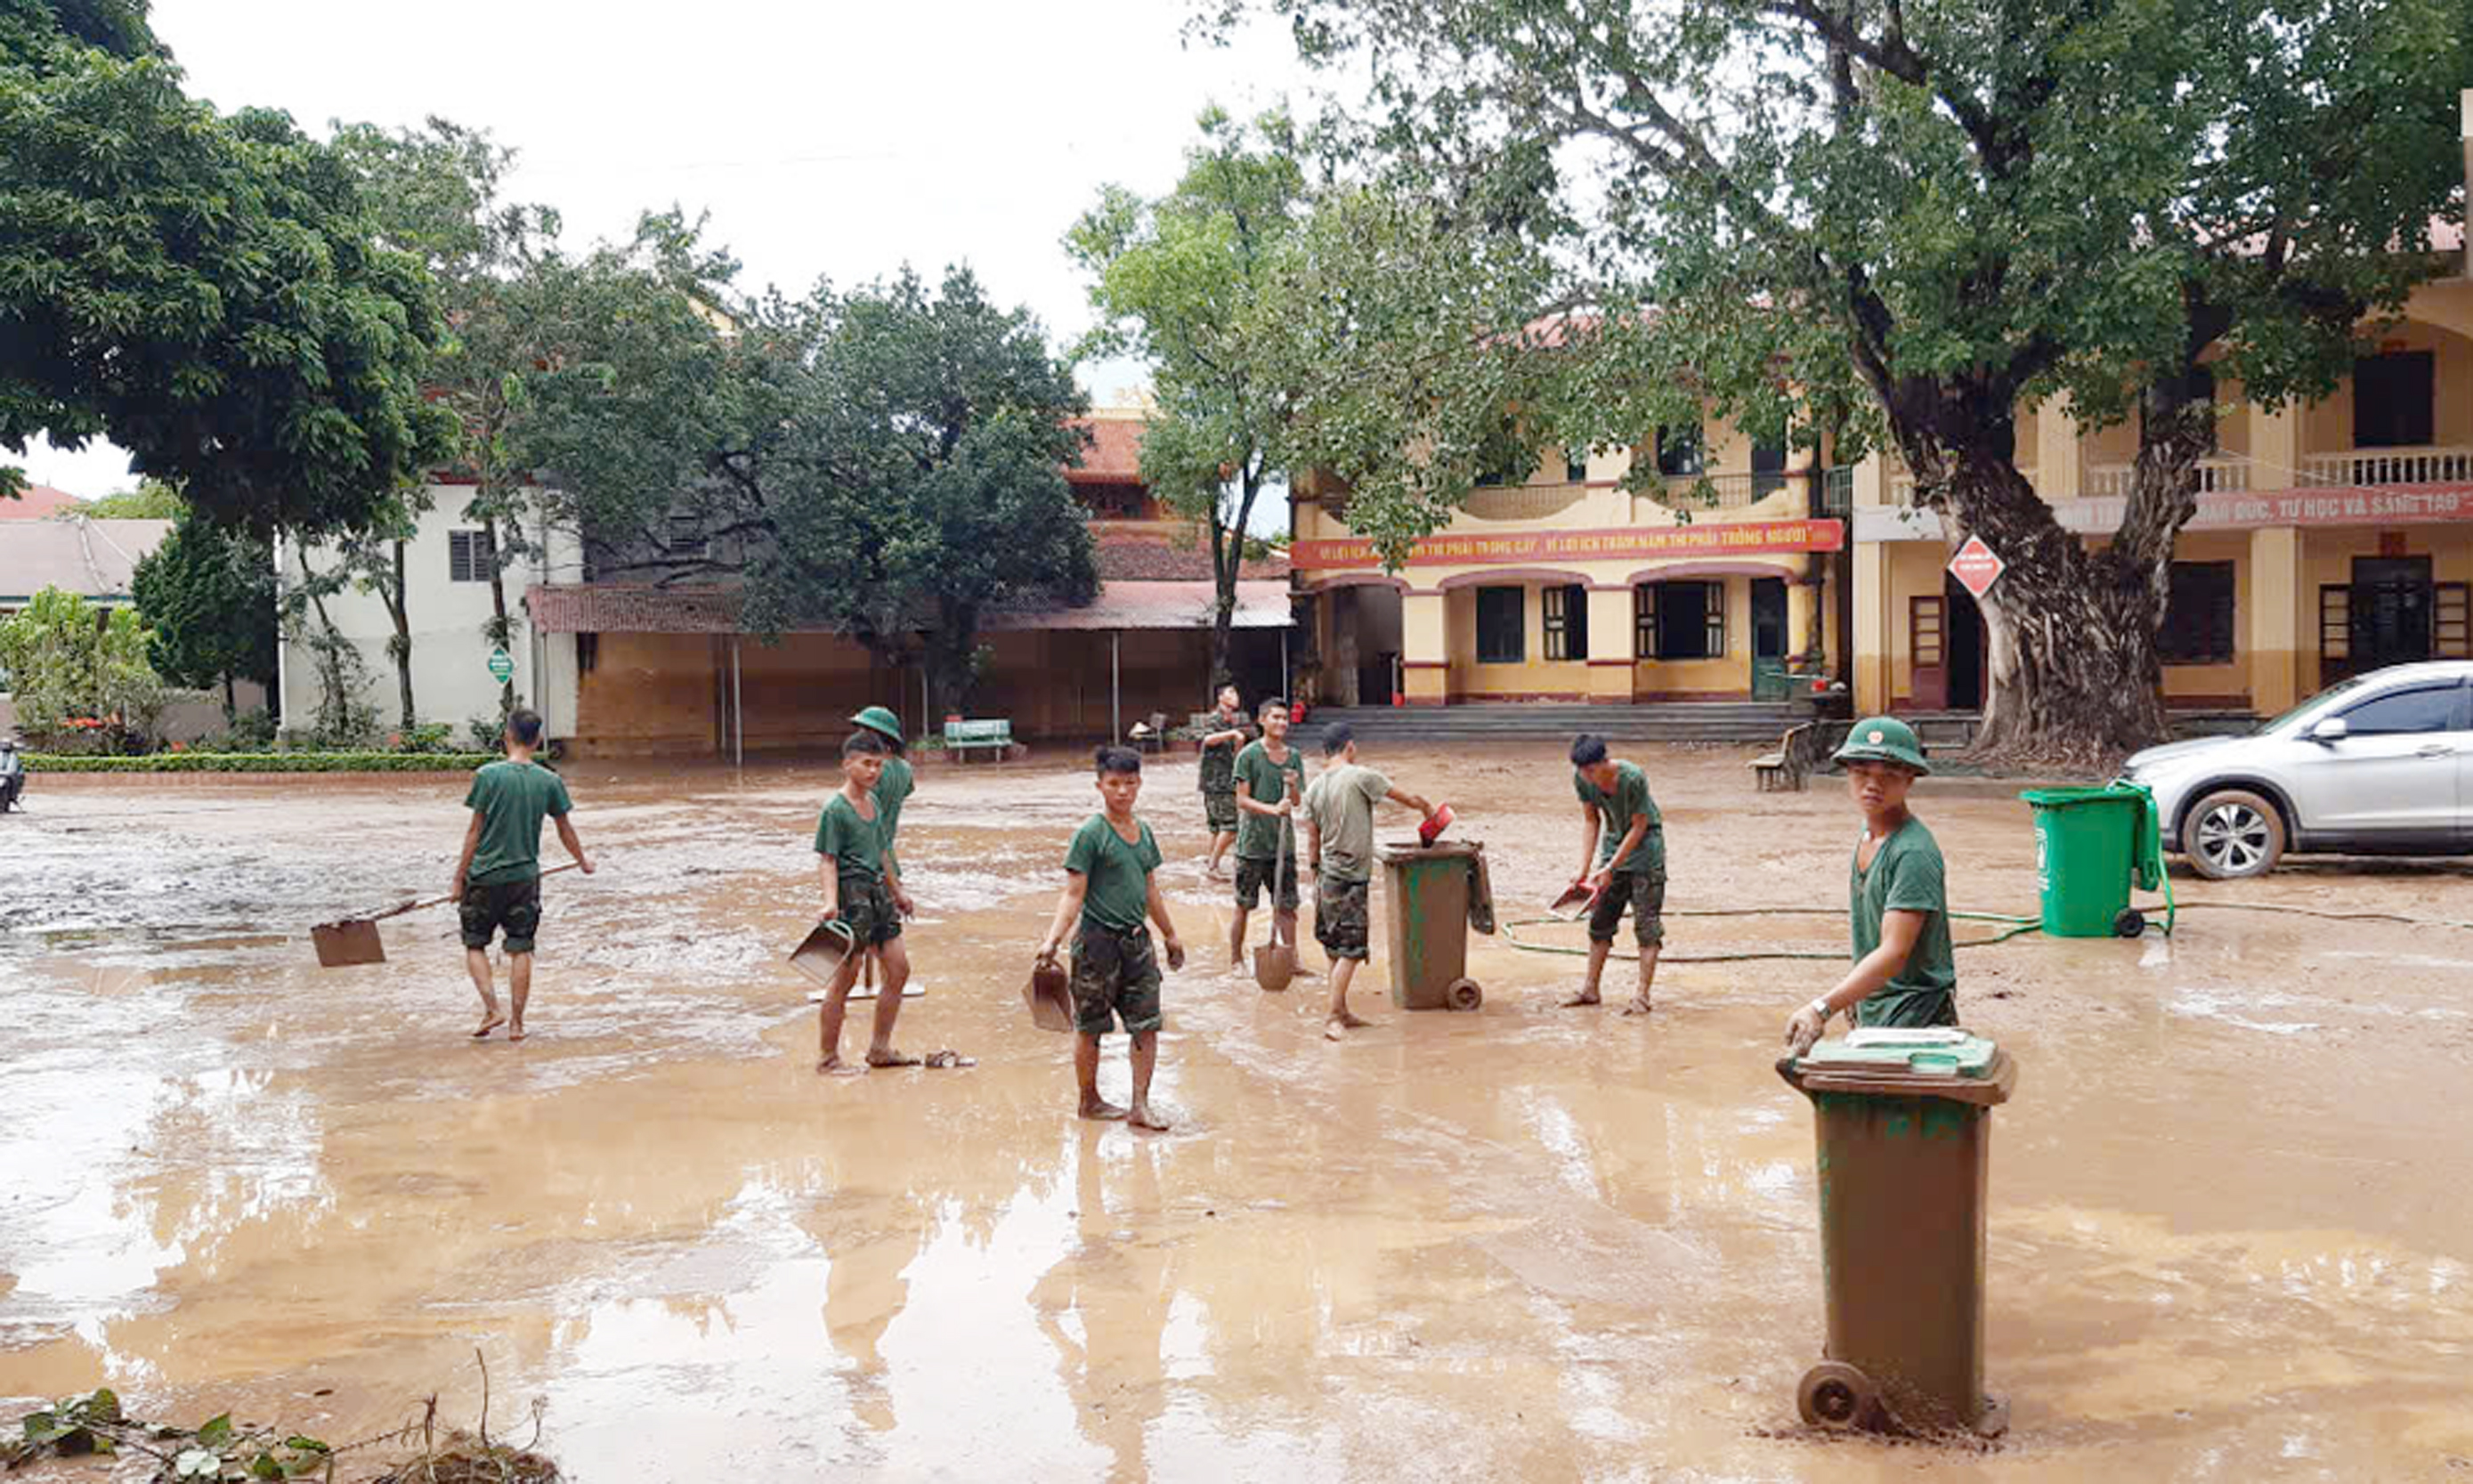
[{"xmin": 5, "ymin": 748, "xmax": 2473, "ymax": 1480}]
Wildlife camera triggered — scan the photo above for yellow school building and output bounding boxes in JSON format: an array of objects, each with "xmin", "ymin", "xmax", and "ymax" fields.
[
  {"xmin": 1290, "ymin": 421, "xmax": 1851, "ymax": 707},
  {"xmin": 1850, "ymin": 267, "xmax": 2473, "ymax": 721}
]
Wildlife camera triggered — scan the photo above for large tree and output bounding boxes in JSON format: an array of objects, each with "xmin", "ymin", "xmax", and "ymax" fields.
[
  {"xmin": 131, "ymin": 505, "xmax": 278, "ymax": 714},
  {"xmin": 528, "ymin": 261, "xmax": 1099, "ymax": 716},
  {"xmin": 0, "ymin": 0, "xmax": 454, "ymax": 530},
  {"xmin": 1234, "ymin": 0, "xmax": 2471, "ymax": 765},
  {"xmin": 1069, "ymin": 107, "xmax": 1560, "ymax": 678}
]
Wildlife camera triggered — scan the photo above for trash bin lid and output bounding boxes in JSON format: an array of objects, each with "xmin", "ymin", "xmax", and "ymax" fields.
[
  {"xmin": 1375, "ymin": 839, "xmax": 1485, "ymax": 864},
  {"xmin": 2019, "ymin": 784, "xmax": 2143, "ymax": 808},
  {"xmin": 1782, "ymin": 1029, "xmax": 2016, "ymax": 1105}
]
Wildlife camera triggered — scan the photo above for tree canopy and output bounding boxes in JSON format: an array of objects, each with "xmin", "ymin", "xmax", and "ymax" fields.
[
  {"xmin": 131, "ymin": 505, "xmax": 278, "ymax": 711},
  {"xmin": 0, "ymin": 0, "xmax": 456, "ymax": 532},
  {"xmin": 1229, "ymin": 0, "xmax": 2473, "ymax": 763}
]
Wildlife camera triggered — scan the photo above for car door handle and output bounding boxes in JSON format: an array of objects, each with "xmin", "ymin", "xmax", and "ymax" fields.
[{"xmin": 2415, "ymin": 743, "xmax": 2455, "ymax": 758}]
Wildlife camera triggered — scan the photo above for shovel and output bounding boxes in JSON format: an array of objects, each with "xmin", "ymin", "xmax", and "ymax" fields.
[
  {"xmin": 312, "ymin": 863, "xmax": 579, "ymax": 968},
  {"xmin": 1253, "ymin": 839, "xmax": 1297, "ymax": 992},
  {"xmin": 1025, "ymin": 952, "xmax": 1074, "ymax": 1033}
]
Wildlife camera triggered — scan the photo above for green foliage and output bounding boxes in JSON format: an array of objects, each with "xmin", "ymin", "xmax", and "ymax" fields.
[
  {"xmin": 6, "ymin": 1390, "xmax": 331, "ymax": 1479},
  {"xmin": 0, "ymin": 2, "xmax": 455, "ymax": 535},
  {"xmin": 200, "ymin": 706, "xmax": 279, "ymax": 750},
  {"xmin": 281, "ymin": 604, "xmax": 382, "ymax": 748},
  {"xmin": 75, "ymin": 477, "xmax": 184, "ymax": 518},
  {"xmin": 528, "ymin": 253, "xmax": 1097, "ymax": 717},
  {"xmin": 1067, "ymin": 107, "xmax": 1561, "ymax": 596},
  {"xmin": 0, "ymin": 586, "xmax": 166, "ymax": 749},
  {"xmin": 27, "ymin": 750, "xmax": 494, "ymax": 772},
  {"xmin": 132, "ymin": 507, "xmax": 279, "ymax": 706}
]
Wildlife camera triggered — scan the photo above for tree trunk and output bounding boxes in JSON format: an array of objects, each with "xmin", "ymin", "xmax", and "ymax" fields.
[
  {"xmin": 222, "ymin": 672, "xmax": 236, "ymax": 718},
  {"xmin": 482, "ymin": 515, "xmax": 515, "ymax": 713},
  {"xmin": 387, "ymin": 540, "xmax": 415, "ymax": 729},
  {"xmin": 922, "ymin": 603, "xmax": 981, "ymax": 721}
]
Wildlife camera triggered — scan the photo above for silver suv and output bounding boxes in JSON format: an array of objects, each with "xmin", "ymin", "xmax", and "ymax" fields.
[{"xmin": 2121, "ymin": 661, "xmax": 2472, "ymax": 880}]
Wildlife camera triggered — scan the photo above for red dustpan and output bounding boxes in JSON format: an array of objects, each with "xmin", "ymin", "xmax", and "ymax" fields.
[{"xmin": 1417, "ymin": 804, "xmax": 1455, "ymax": 847}]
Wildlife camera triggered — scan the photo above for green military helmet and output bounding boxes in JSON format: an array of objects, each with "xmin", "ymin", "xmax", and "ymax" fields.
[
  {"xmin": 1832, "ymin": 716, "xmax": 1931, "ymax": 774},
  {"xmin": 850, "ymin": 706, "xmax": 904, "ymax": 749}
]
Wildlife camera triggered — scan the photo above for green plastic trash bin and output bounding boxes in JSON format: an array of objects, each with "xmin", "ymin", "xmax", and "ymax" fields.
[
  {"xmin": 2020, "ymin": 783, "xmax": 2160, "ymax": 938},
  {"xmin": 1777, "ymin": 1029, "xmax": 2019, "ymax": 1436},
  {"xmin": 1374, "ymin": 839, "xmax": 1494, "ymax": 1010}
]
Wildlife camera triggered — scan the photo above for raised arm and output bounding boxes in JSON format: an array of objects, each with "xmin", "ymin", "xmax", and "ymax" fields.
[{"xmin": 1383, "ymin": 784, "xmax": 1438, "ymax": 819}]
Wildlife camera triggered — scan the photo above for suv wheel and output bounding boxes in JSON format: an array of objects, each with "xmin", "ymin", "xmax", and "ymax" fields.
[{"xmin": 2184, "ymin": 788, "xmax": 2285, "ymax": 880}]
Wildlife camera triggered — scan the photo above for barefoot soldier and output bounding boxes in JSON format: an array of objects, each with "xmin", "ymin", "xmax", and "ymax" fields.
[
  {"xmin": 451, "ymin": 708, "xmax": 593, "ymax": 1042},
  {"xmin": 1564, "ymin": 733, "xmax": 1664, "ymax": 1015},
  {"xmin": 1228, "ymin": 697, "xmax": 1305, "ymax": 969},
  {"xmin": 814, "ymin": 730, "xmax": 918, "ymax": 1074},
  {"xmin": 1301, "ymin": 722, "xmax": 1439, "ymax": 1040},
  {"xmin": 1038, "ymin": 746, "xmax": 1187, "ymax": 1131},
  {"xmin": 1196, "ymin": 685, "xmax": 1251, "ymax": 880}
]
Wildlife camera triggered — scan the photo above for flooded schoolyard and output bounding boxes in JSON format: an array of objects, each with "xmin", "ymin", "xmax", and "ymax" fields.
[{"xmin": 4, "ymin": 744, "xmax": 2470, "ymax": 1480}]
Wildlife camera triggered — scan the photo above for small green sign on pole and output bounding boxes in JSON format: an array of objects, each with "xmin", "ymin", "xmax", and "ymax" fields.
[{"xmin": 487, "ymin": 646, "xmax": 514, "ymax": 684}]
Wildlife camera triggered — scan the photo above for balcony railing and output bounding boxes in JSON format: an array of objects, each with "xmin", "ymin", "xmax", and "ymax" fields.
[
  {"xmin": 1462, "ymin": 483, "xmax": 1592, "ymax": 523},
  {"xmin": 1636, "ymin": 470, "xmax": 1798, "ymax": 512},
  {"xmin": 2085, "ymin": 456, "xmax": 2254, "ymax": 498},
  {"xmin": 2299, "ymin": 445, "xmax": 2473, "ymax": 487}
]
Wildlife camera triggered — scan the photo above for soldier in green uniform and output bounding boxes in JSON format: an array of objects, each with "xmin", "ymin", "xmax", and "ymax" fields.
[
  {"xmin": 452, "ymin": 708, "xmax": 593, "ymax": 1042},
  {"xmin": 1786, "ymin": 718, "xmax": 1958, "ymax": 1056},
  {"xmin": 1196, "ymin": 685, "xmax": 1252, "ymax": 880},
  {"xmin": 1565, "ymin": 734, "xmax": 1665, "ymax": 1015},
  {"xmin": 1301, "ymin": 721, "xmax": 1439, "ymax": 1040},
  {"xmin": 851, "ymin": 704, "xmax": 916, "ymax": 938},
  {"xmin": 1037, "ymin": 746, "xmax": 1187, "ymax": 1131},
  {"xmin": 813, "ymin": 730, "xmax": 916, "ymax": 1074},
  {"xmin": 1228, "ymin": 698, "xmax": 1307, "ymax": 969}
]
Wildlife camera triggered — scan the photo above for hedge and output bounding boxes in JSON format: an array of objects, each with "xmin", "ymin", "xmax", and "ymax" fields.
[{"xmin": 25, "ymin": 751, "xmax": 498, "ymax": 774}]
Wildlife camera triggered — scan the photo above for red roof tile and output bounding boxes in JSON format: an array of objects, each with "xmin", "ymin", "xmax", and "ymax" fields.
[
  {"xmin": 0, "ymin": 483, "xmax": 88, "ymax": 519},
  {"xmin": 1066, "ymin": 415, "xmax": 1147, "ymax": 484},
  {"xmin": 1094, "ymin": 526, "xmax": 1290, "ymax": 582}
]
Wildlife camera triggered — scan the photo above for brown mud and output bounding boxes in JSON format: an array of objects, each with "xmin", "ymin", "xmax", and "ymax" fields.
[{"xmin": 4, "ymin": 745, "xmax": 2472, "ymax": 1481}]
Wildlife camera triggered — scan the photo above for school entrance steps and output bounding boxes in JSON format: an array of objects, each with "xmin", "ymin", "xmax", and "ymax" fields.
[{"xmin": 1292, "ymin": 701, "xmax": 1813, "ymax": 748}]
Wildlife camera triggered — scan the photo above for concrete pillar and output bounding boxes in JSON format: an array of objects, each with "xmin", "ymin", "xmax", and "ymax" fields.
[
  {"xmin": 2035, "ymin": 394, "xmax": 2082, "ymax": 500},
  {"xmin": 1585, "ymin": 585, "xmax": 1634, "ymax": 700},
  {"xmin": 1853, "ymin": 541, "xmax": 1892, "ymax": 714},
  {"xmin": 1402, "ymin": 590, "xmax": 1448, "ymax": 706},
  {"xmin": 2249, "ymin": 401, "xmax": 2302, "ymax": 491},
  {"xmin": 2249, "ymin": 526, "xmax": 2303, "ymax": 716}
]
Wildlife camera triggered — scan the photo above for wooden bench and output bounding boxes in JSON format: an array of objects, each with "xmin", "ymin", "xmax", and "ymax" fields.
[
  {"xmin": 1750, "ymin": 721, "xmax": 1819, "ymax": 792},
  {"xmin": 944, "ymin": 718, "xmax": 1014, "ymax": 762}
]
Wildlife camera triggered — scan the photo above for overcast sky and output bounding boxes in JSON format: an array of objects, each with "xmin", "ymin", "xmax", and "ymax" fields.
[{"xmin": 19, "ymin": 0, "xmax": 1315, "ymax": 499}]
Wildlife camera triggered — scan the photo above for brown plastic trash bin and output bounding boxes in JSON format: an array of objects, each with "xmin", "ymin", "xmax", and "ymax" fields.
[
  {"xmin": 1375, "ymin": 839, "xmax": 1493, "ymax": 1010},
  {"xmin": 1776, "ymin": 1029, "xmax": 2019, "ymax": 1437}
]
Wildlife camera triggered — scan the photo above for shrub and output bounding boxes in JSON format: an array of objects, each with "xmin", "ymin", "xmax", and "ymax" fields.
[{"xmin": 23, "ymin": 751, "xmax": 496, "ymax": 773}]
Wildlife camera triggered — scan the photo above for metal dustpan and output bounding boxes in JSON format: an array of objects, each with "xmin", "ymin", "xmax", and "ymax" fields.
[
  {"xmin": 1548, "ymin": 880, "xmax": 1601, "ymax": 922},
  {"xmin": 793, "ymin": 922, "xmax": 923, "ymax": 1001},
  {"xmin": 1025, "ymin": 956, "xmax": 1074, "ymax": 1033},
  {"xmin": 311, "ymin": 863, "xmax": 578, "ymax": 968}
]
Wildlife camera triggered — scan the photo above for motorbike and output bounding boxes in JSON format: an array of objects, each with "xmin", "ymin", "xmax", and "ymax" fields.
[{"xmin": 0, "ymin": 739, "xmax": 24, "ymax": 813}]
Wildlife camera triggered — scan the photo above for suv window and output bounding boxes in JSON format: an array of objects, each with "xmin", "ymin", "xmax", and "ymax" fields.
[{"xmin": 2339, "ymin": 684, "xmax": 2464, "ymax": 736}]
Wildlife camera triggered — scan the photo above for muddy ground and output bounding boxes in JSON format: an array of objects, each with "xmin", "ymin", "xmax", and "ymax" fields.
[{"xmin": 2, "ymin": 743, "xmax": 2470, "ymax": 1482}]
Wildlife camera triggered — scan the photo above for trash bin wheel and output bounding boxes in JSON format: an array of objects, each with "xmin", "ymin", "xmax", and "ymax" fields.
[
  {"xmin": 2112, "ymin": 907, "xmax": 2146, "ymax": 938},
  {"xmin": 1445, "ymin": 977, "xmax": 1483, "ymax": 1012},
  {"xmin": 1797, "ymin": 1361, "xmax": 1878, "ymax": 1431}
]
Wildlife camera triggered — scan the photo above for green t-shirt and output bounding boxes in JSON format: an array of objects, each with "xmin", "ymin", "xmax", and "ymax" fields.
[
  {"xmin": 1575, "ymin": 761, "xmax": 1664, "ymax": 877},
  {"xmin": 1232, "ymin": 739, "xmax": 1306, "ymax": 860},
  {"xmin": 1197, "ymin": 713, "xmax": 1253, "ymax": 795},
  {"xmin": 874, "ymin": 757, "xmax": 914, "ymax": 873},
  {"xmin": 1065, "ymin": 813, "xmax": 1163, "ymax": 933},
  {"xmin": 1850, "ymin": 816, "xmax": 1958, "ymax": 1027},
  {"xmin": 462, "ymin": 758, "xmax": 572, "ymax": 887},
  {"xmin": 1303, "ymin": 762, "xmax": 1389, "ymax": 883},
  {"xmin": 813, "ymin": 792, "xmax": 884, "ymax": 880}
]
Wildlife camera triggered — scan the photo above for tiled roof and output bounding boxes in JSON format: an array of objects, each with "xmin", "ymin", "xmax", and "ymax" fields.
[
  {"xmin": 0, "ymin": 483, "xmax": 88, "ymax": 519},
  {"xmin": 527, "ymin": 580, "xmax": 1293, "ymax": 636},
  {"xmin": 1094, "ymin": 525, "xmax": 1290, "ymax": 582},
  {"xmin": 0, "ymin": 518, "xmax": 172, "ymax": 600},
  {"xmin": 1067, "ymin": 414, "xmax": 1147, "ymax": 484}
]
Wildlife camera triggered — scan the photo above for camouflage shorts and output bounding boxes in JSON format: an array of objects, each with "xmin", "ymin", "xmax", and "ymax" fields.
[
  {"xmin": 1586, "ymin": 870, "xmax": 1666, "ymax": 947},
  {"xmin": 459, "ymin": 875, "xmax": 542, "ymax": 954},
  {"xmin": 833, "ymin": 872, "xmax": 903, "ymax": 946},
  {"xmin": 1204, "ymin": 789, "xmax": 1239, "ymax": 834},
  {"xmin": 1235, "ymin": 851, "xmax": 1300, "ymax": 912},
  {"xmin": 1071, "ymin": 923, "xmax": 1163, "ymax": 1036},
  {"xmin": 1314, "ymin": 874, "xmax": 1371, "ymax": 961}
]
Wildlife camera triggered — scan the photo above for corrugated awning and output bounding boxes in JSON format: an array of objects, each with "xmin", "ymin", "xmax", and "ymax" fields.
[{"xmin": 526, "ymin": 580, "xmax": 1293, "ymax": 636}]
